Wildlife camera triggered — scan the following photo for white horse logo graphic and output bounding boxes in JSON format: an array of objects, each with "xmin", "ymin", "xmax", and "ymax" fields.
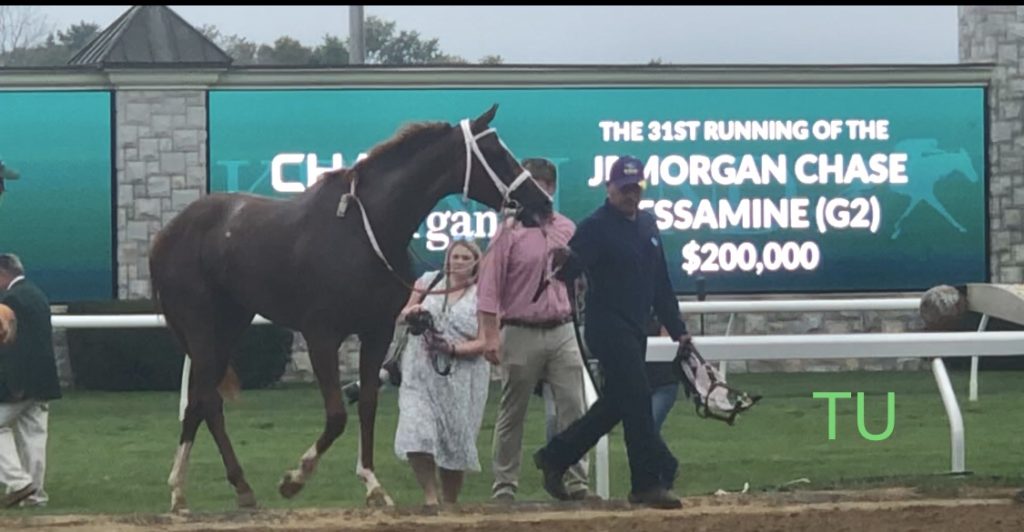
[{"xmin": 844, "ymin": 139, "xmax": 979, "ymax": 239}]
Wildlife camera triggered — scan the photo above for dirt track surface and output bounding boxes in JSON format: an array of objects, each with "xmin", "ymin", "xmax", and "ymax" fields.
[{"xmin": 2, "ymin": 488, "xmax": 1022, "ymax": 532}]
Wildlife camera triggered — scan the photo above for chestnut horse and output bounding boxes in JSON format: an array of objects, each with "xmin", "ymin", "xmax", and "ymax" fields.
[{"xmin": 149, "ymin": 105, "xmax": 550, "ymax": 512}]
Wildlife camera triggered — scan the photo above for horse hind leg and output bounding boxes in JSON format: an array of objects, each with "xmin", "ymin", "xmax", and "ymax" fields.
[
  {"xmin": 206, "ymin": 310, "xmax": 258, "ymax": 509},
  {"xmin": 165, "ymin": 319, "xmax": 201, "ymax": 514},
  {"xmin": 355, "ymin": 329, "xmax": 395, "ymax": 507},
  {"xmin": 925, "ymin": 196, "xmax": 967, "ymax": 233},
  {"xmin": 167, "ymin": 307, "xmax": 257, "ymax": 512},
  {"xmin": 891, "ymin": 198, "xmax": 922, "ymax": 239},
  {"xmin": 279, "ymin": 331, "xmax": 347, "ymax": 499},
  {"xmin": 168, "ymin": 379, "xmax": 202, "ymax": 514}
]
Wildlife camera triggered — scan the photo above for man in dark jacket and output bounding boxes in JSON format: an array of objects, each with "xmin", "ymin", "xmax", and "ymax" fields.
[
  {"xmin": 0, "ymin": 253, "xmax": 61, "ymax": 508},
  {"xmin": 533, "ymin": 156, "xmax": 690, "ymax": 509}
]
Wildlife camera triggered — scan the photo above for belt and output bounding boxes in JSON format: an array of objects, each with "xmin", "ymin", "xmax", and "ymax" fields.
[{"xmin": 501, "ymin": 316, "xmax": 572, "ymax": 330}]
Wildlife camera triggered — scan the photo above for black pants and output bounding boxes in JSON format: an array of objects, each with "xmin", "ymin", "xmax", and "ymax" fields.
[{"xmin": 540, "ymin": 329, "xmax": 678, "ymax": 493}]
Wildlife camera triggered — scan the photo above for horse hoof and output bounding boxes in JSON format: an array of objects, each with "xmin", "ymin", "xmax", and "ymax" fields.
[
  {"xmin": 366, "ymin": 486, "xmax": 394, "ymax": 507},
  {"xmin": 278, "ymin": 471, "xmax": 304, "ymax": 499},
  {"xmin": 169, "ymin": 498, "xmax": 190, "ymax": 515},
  {"xmin": 237, "ymin": 490, "xmax": 258, "ymax": 509}
]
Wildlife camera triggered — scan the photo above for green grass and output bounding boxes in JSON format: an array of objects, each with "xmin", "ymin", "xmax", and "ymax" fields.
[{"xmin": 32, "ymin": 369, "xmax": 1024, "ymax": 514}]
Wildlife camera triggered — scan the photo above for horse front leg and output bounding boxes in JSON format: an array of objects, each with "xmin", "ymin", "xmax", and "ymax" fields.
[
  {"xmin": 279, "ymin": 333, "xmax": 346, "ymax": 499},
  {"xmin": 890, "ymin": 198, "xmax": 921, "ymax": 239},
  {"xmin": 355, "ymin": 330, "xmax": 395, "ymax": 507},
  {"xmin": 925, "ymin": 196, "xmax": 967, "ymax": 233}
]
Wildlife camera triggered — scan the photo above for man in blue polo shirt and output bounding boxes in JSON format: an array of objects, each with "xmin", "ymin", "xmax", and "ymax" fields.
[{"xmin": 532, "ymin": 155, "xmax": 690, "ymax": 509}]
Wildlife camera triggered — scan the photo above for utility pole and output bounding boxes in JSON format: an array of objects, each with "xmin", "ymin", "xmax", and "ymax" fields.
[{"xmin": 349, "ymin": 5, "xmax": 365, "ymax": 65}]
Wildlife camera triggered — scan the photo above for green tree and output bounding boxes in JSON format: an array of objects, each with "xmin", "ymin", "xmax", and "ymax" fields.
[
  {"xmin": 0, "ymin": 20, "xmax": 96, "ymax": 67},
  {"xmin": 197, "ymin": 24, "xmax": 256, "ymax": 65},
  {"xmin": 257, "ymin": 36, "xmax": 313, "ymax": 65},
  {"xmin": 360, "ymin": 16, "xmax": 463, "ymax": 65},
  {"xmin": 197, "ymin": 23, "xmax": 221, "ymax": 43},
  {"xmin": 57, "ymin": 21, "xmax": 99, "ymax": 53},
  {"xmin": 221, "ymin": 35, "xmax": 257, "ymax": 65},
  {"xmin": 310, "ymin": 34, "xmax": 348, "ymax": 66}
]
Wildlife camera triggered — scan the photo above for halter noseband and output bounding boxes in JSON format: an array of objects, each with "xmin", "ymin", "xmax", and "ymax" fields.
[{"xmin": 459, "ymin": 118, "xmax": 552, "ymax": 210}]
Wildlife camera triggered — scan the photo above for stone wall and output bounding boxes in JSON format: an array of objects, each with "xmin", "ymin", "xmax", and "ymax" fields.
[
  {"xmin": 116, "ymin": 90, "xmax": 207, "ymax": 299},
  {"xmin": 960, "ymin": 6, "xmax": 1024, "ymax": 284}
]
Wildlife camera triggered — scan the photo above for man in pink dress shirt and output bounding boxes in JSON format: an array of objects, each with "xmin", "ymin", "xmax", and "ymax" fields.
[{"xmin": 477, "ymin": 158, "xmax": 592, "ymax": 502}]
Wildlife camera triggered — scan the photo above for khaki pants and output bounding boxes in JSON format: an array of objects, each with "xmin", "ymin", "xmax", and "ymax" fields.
[
  {"xmin": 492, "ymin": 322, "xmax": 589, "ymax": 496},
  {"xmin": 0, "ymin": 401, "xmax": 49, "ymax": 505}
]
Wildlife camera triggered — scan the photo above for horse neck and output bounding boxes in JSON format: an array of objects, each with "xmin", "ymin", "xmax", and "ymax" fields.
[
  {"xmin": 337, "ymin": 155, "xmax": 461, "ymax": 255},
  {"xmin": 924, "ymin": 152, "xmax": 975, "ymax": 182}
]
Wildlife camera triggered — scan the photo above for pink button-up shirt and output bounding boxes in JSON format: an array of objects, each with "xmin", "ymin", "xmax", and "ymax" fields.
[{"xmin": 477, "ymin": 213, "xmax": 575, "ymax": 322}]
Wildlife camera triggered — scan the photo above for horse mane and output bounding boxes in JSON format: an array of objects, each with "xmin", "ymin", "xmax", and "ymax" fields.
[
  {"xmin": 357, "ymin": 121, "xmax": 452, "ymax": 173},
  {"xmin": 312, "ymin": 121, "xmax": 452, "ymax": 187}
]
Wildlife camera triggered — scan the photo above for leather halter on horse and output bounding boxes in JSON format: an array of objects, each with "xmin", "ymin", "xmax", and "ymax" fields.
[{"xmin": 335, "ymin": 117, "xmax": 550, "ymax": 297}]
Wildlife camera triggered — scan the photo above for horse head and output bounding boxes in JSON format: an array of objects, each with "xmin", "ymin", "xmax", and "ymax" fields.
[
  {"xmin": 460, "ymin": 104, "xmax": 552, "ymax": 219},
  {"xmin": 953, "ymin": 147, "xmax": 979, "ymax": 183}
]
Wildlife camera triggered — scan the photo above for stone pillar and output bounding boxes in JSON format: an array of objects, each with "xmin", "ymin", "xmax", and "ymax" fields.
[
  {"xmin": 960, "ymin": 6, "xmax": 1024, "ymax": 283},
  {"xmin": 115, "ymin": 90, "xmax": 207, "ymax": 299}
]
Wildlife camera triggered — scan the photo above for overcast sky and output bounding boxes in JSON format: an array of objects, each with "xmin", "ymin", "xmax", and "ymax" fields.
[{"xmin": 38, "ymin": 5, "xmax": 960, "ymax": 64}]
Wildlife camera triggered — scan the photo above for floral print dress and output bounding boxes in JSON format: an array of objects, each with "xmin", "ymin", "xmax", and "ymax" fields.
[{"xmin": 394, "ymin": 272, "xmax": 490, "ymax": 471}]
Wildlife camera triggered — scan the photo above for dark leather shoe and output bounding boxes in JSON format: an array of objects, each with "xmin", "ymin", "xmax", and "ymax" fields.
[
  {"xmin": 628, "ymin": 487, "xmax": 683, "ymax": 509},
  {"xmin": 2, "ymin": 485, "xmax": 35, "ymax": 508},
  {"xmin": 569, "ymin": 488, "xmax": 603, "ymax": 501},
  {"xmin": 533, "ymin": 449, "xmax": 570, "ymax": 501},
  {"xmin": 1015, "ymin": 489, "xmax": 1024, "ymax": 504},
  {"xmin": 661, "ymin": 460, "xmax": 679, "ymax": 490}
]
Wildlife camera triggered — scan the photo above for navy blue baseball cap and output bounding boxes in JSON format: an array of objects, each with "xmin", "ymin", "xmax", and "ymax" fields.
[{"xmin": 607, "ymin": 156, "xmax": 644, "ymax": 188}]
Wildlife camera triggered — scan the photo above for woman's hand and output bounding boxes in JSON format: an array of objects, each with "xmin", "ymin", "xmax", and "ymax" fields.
[
  {"xmin": 426, "ymin": 335, "xmax": 492, "ymax": 359},
  {"xmin": 425, "ymin": 334, "xmax": 454, "ymax": 357},
  {"xmin": 400, "ymin": 303, "xmax": 424, "ymax": 321}
]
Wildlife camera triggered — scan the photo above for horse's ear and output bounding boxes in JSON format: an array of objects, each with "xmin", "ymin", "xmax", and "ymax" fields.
[{"xmin": 471, "ymin": 104, "xmax": 499, "ymax": 132}]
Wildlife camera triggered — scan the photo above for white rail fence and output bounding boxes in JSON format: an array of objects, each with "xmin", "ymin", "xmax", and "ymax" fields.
[{"xmin": 49, "ymin": 297, "xmax": 1024, "ymax": 500}]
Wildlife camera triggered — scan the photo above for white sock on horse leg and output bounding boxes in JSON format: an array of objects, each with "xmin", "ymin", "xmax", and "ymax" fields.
[{"xmin": 168, "ymin": 441, "xmax": 193, "ymax": 510}]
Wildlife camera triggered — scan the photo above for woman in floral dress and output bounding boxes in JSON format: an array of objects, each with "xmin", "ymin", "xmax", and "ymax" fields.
[{"xmin": 394, "ymin": 239, "xmax": 491, "ymax": 506}]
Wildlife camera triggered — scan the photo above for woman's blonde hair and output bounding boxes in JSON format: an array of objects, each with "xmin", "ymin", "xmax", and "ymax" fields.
[{"xmin": 446, "ymin": 239, "xmax": 483, "ymax": 281}]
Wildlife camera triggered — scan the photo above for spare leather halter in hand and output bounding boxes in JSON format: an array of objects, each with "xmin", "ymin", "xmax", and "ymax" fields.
[{"xmin": 335, "ymin": 117, "xmax": 551, "ymax": 298}]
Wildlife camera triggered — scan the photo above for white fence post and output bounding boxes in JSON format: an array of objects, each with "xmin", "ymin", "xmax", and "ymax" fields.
[
  {"xmin": 931, "ymin": 357, "xmax": 966, "ymax": 473},
  {"xmin": 969, "ymin": 314, "xmax": 988, "ymax": 402}
]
